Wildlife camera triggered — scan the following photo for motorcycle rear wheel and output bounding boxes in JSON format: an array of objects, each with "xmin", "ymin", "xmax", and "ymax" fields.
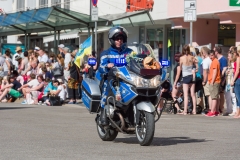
[
  {"xmin": 136, "ymin": 111, "xmax": 155, "ymax": 146},
  {"xmin": 96, "ymin": 116, "xmax": 118, "ymax": 141}
]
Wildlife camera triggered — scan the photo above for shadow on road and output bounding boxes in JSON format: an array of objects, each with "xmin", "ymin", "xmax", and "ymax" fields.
[
  {"xmin": 0, "ymin": 107, "xmax": 34, "ymax": 110},
  {"xmin": 114, "ymin": 136, "xmax": 209, "ymax": 146}
]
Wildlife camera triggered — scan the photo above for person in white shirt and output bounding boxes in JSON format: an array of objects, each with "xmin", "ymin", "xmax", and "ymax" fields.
[
  {"xmin": 201, "ymin": 47, "xmax": 212, "ymax": 112},
  {"xmin": 63, "ymin": 47, "xmax": 71, "ymax": 83},
  {"xmin": 45, "ymin": 79, "xmax": 66, "ymax": 105},
  {"xmin": 57, "ymin": 79, "xmax": 66, "ymax": 101},
  {"xmin": 3, "ymin": 50, "xmax": 13, "ymax": 76},
  {"xmin": 37, "ymin": 49, "xmax": 49, "ymax": 63},
  {"xmin": 18, "ymin": 73, "xmax": 39, "ymax": 104}
]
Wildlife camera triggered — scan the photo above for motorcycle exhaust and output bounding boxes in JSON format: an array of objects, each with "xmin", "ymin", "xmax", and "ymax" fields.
[
  {"xmin": 106, "ymin": 96, "xmax": 125, "ymax": 133},
  {"xmin": 116, "ymin": 112, "xmax": 135, "ymax": 131}
]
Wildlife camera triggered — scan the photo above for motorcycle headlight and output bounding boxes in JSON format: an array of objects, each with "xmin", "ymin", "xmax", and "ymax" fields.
[
  {"xmin": 150, "ymin": 75, "xmax": 161, "ymax": 87},
  {"xmin": 130, "ymin": 73, "xmax": 161, "ymax": 88}
]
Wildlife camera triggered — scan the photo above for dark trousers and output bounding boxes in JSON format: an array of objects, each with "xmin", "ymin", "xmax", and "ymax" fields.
[{"xmin": 68, "ymin": 88, "xmax": 78, "ymax": 100}]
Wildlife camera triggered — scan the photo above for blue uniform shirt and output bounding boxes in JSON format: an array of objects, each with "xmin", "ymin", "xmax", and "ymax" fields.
[
  {"xmin": 98, "ymin": 45, "xmax": 134, "ymax": 108},
  {"xmin": 98, "ymin": 45, "xmax": 133, "ymax": 74}
]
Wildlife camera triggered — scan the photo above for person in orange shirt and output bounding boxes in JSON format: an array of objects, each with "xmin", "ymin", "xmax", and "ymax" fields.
[{"xmin": 206, "ymin": 50, "xmax": 221, "ymax": 117}]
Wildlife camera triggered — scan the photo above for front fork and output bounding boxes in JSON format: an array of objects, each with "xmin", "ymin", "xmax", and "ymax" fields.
[{"xmin": 133, "ymin": 101, "xmax": 156, "ymax": 125}]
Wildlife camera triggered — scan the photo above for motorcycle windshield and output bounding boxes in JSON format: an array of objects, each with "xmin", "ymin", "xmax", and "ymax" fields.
[{"xmin": 127, "ymin": 44, "xmax": 160, "ymax": 77}]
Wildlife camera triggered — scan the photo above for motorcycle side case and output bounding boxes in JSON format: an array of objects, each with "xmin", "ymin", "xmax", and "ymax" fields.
[{"xmin": 82, "ymin": 78, "xmax": 101, "ymax": 113}]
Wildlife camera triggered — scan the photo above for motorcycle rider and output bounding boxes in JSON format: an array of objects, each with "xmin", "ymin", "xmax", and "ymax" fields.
[{"xmin": 98, "ymin": 26, "xmax": 134, "ymax": 126}]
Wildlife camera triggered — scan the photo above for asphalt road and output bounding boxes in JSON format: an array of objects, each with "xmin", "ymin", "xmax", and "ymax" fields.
[{"xmin": 0, "ymin": 103, "xmax": 239, "ymax": 160}]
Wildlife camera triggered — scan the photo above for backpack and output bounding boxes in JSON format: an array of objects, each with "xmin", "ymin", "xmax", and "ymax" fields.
[{"xmin": 52, "ymin": 62, "xmax": 63, "ymax": 77}]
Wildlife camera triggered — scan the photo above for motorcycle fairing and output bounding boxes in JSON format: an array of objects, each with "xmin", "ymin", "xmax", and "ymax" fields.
[
  {"xmin": 110, "ymin": 80, "xmax": 138, "ymax": 105},
  {"xmin": 81, "ymin": 78, "xmax": 101, "ymax": 113},
  {"xmin": 82, "ymin": 90, "xmax": 91, "ymax": 110},
  {"xmin": 116, "ymin": 66, "xmax": 132, "ymax": 81},
  {"xmin": 136, "ymin": 101, "xmax": 155, "ymax": 113},
  {"xmin": 82, "ymin": 79, "xmax": 101, "ymax": 95}
]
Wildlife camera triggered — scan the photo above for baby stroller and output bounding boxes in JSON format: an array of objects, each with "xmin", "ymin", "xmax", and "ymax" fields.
[
  {"xmin": 159, "ymin": 71, "xmax": 202, "ymax": 114},
  {"xmin": 161, "ymin": 86, "xmax": 202, "ymax": 114}
]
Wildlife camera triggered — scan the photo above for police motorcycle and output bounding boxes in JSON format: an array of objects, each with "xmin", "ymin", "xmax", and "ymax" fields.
[{"xmin": 81, "ymin": 44, "xmax": 164, "ymax": 146}]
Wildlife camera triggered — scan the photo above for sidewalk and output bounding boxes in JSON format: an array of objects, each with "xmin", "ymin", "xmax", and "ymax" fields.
[{"xmin": 13, "ymin": 97, "xmax": 85, "ymax": 107}]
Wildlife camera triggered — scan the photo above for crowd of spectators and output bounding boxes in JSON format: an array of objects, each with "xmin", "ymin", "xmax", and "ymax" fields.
[
  {"xmin": 1, "ymin": 43, "xmax": 240, "ymax": 119},
  {"xmin": 0, "ymin": 44, "xmax": 96, "ymax": 105},
  {"xmin": 168, "ymin": 45, "xmax": 240, "ymax": 118}
]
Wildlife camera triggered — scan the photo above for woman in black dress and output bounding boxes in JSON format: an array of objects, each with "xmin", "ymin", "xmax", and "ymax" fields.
[{"xmin": 67, "ymin": 51, "xmax": 80, "ymax": 104}]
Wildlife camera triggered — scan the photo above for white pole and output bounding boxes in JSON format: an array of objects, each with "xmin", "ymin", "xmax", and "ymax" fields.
[{"xmin": 190, "ymin": 22, "xmax": 193, "ymax": 46}]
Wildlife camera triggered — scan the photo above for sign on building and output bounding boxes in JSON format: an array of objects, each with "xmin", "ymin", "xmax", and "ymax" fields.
[
  {"xmin": 229, "ymin": 0, "xmax": 240, "ymax": 6},
  {"xmin": 184, "ymin": 0, "xmax": 197, "ymax": 22}
]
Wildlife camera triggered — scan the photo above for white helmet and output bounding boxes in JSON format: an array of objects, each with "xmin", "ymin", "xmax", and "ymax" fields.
[{"xmin": 108, "ymin": 26, "xmax": 128, "ymax": 48}]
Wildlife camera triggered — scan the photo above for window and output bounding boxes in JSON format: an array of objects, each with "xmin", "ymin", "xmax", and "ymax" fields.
[
  {"xmin": 139, "ymin": 26, "xmax": 145, "ymax": 44},
  {"xmin": 64, "ymin": 0, "xmax": 70, "ymax": 9},
  {"xmin": 218, "ymin": 24, "xmax": 236, "ymax": 47},
  {"xmin": 146, "ymin": 28, "xmax": 163, "ymax": 62},
  {"xmin": 39, "ymin": 0, "xmax": 48, "ymax": 8},
  {"xmin": 51, "ymin": 0, "xmax": 61, "ymax": 7},
  {"xmin": 17, "ymin": 0, "xmax": 25, "ymax": 11}
]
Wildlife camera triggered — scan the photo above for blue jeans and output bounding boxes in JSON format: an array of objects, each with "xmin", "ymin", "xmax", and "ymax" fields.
[{"xmin": 234, "ymin": 78, "xmax": 240, "ymax": 108}]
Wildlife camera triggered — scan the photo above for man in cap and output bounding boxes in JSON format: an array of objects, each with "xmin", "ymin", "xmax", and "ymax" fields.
[
  {"xmin": 13, "ymin": 46, "xmax": 23, "ymax": 70},
  {"xmin": 63, "ymin": 47, "xmax": 71, "ymax": 83},
  {"xmin": 15, "ymin": 55, "xmax": 23, "ymax": 74},
  {"xmin": 34, "ymin": 46, "xmax": 40, "ymax": 52}
]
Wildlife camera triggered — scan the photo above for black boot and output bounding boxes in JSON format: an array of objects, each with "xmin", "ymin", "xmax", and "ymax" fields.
[{"xmin": 100, "ymin": 108, "xmax": 109, "ymax": 126}]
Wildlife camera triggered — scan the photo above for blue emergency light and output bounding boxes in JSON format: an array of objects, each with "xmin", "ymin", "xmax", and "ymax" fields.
[
  {"xmin": 161, "ymin": 60, "xmax": 170, "ymax": 67},
  {"xmin": 88, "ymin": 58, "xmax": 97, "ymax": 66},
  {"xmin": 115, "ymin": 58, "xmax": 126, "ymax": 66}
]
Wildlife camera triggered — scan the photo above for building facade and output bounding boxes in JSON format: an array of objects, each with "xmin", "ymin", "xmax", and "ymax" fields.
[{"xmin": 1, "ymin": 0, "xmax": 240, "ymax": 61}]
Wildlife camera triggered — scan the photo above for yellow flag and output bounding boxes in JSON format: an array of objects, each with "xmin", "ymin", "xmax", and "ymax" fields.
[{"xmin": 168, "ymin": 39, "xmax": 171, "ymax": 48}]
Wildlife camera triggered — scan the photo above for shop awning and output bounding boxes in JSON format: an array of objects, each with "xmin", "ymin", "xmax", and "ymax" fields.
[
  {"xmin": 0, "ymin": 6, "xmax": 107, "ymax": 36},
  {"xmin": 0, "ymin": 7, "xmax": 153, "ymax": 37},
  {"xmin": 41, "ymin": 10, "xmax": 154, "ymax": 43}
]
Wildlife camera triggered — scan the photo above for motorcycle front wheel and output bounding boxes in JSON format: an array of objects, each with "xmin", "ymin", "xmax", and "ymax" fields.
[
  {"xmin": 96, "ymin": 115, "xmax": 118, "ymax": 141},
  {"xmin": 136, "ymin": 111, "xmax": 155, "ymax": 146}
]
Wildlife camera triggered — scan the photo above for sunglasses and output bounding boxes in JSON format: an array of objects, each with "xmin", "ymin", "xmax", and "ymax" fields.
[{"xmin": 114, "ymin": 37, "xmax": 123, "ymax": 41}]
